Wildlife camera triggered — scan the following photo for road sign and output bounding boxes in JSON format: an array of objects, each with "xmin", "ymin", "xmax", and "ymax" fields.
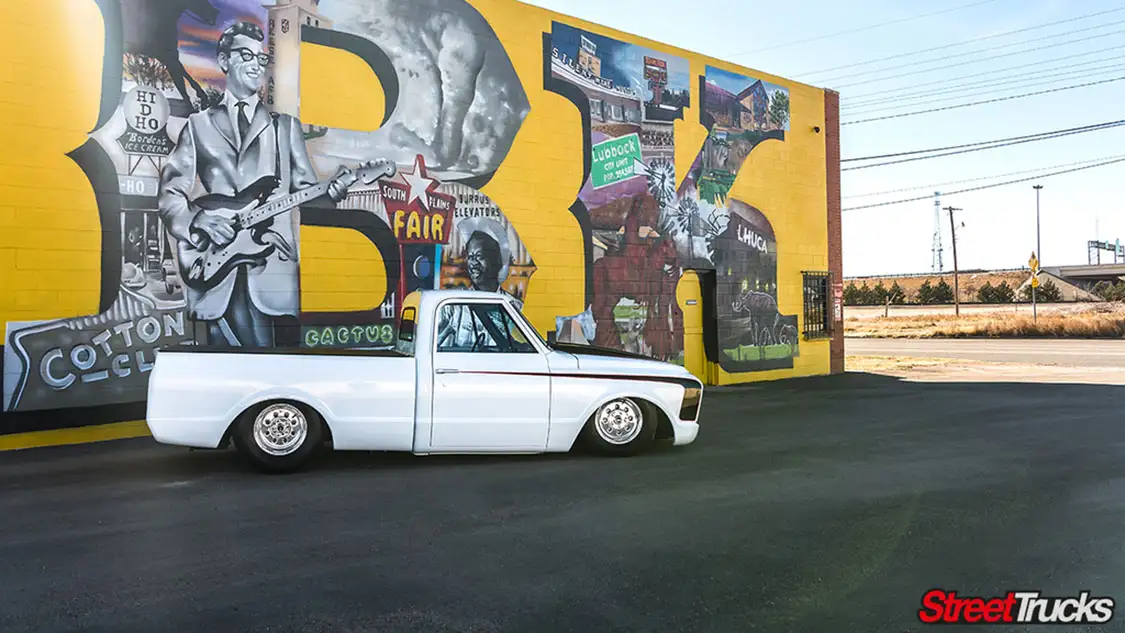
[
  {"xmin": 1031, "ymin": 275, "xmax": 1040, "ymax": 289},
  {"xmin": 1029, "ymin": 252, "xmax": 1039, "ymax": 272},
  {"xmin": 591, "ymin": 133, "xmax": 644, "ymax": 189}
]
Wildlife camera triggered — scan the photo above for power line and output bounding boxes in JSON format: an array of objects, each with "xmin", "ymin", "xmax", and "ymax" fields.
[
  {"xmin": 832, "ymin": 42, "xmax": 1125, "ymax": 89},
  {"xmin": 841, "ymin": 75, "xmax": 1125, "ymax": 125},
  {"xmin": 794, "ymin": 7, "xmax": 1125, "ymax": 77},
  {"xmin": 843, "ymin": 157, "xmax": 1125, "ymax": 211},
  {"xmin": 843, "ymin": 122, "xmax": 1125, "ymax": 168},
  {"xmin": 841, "ymin": 123, "xmax": 1125, "ymax": 168},
  {"xmin": 842, "ymin": 50, "xmax": 1125, "ymax": 101},
  {"xmin": 843, "ymin": 59, "xmax": 1125, "ymax": 109},
  {"xmin": 818, "ymin": 20, "xmax": 1125, "ymax": 84},
  {"xmin": 843, "ymin": 64, "xmax": 1125, "ymax": 116},
  {"xmin": 844, "ymin": 153, "xmax": 1125, "ymax": 199},
  {"xmin": 843, "ymin": 119, "xmax": 1125, "ymax": 162},
  {"xmin": 722, "ymin": 0, "xmax": 1000, "ymax": 56}
]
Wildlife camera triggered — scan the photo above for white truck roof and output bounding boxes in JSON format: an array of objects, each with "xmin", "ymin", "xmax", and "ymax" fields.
[{"xmin": 412, "ymin": 288, "xmax": 512, "ymax": 300}]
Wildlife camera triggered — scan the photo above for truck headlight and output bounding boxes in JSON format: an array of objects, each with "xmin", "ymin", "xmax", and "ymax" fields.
[{"xmin": 679, "ymin": 386, "xmax": 702, "ymax": 421}]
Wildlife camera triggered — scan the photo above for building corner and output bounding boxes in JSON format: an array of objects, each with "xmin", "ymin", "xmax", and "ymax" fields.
[{"xmin": 824, "ymin": 88, "xmax": 844, "ymax": 374}]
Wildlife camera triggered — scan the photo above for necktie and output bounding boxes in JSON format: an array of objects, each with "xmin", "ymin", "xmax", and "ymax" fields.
[{"xmin": 237, "ymin": 102, "xmax": 250, "ymax": 142}]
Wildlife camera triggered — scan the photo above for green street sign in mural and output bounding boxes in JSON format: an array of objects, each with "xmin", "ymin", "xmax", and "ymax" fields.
[{"xmin": 592, "ymin": 133, "xmax": 644, "ymax": 189}]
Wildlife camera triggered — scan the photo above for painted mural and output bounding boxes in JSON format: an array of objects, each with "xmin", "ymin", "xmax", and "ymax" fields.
[
  {"xmin": 2, "ymin": 0, "xmax": 535, "ymax": 412},
  {"xmin": 547, "ymin": 22, "xmax": 690, "ymax": 361},
  {"xmin": 693, "ymin": 67, "xmax": 799, "ymax": 372},
  {"xmin": 1, "ymin": 0, "xmax": 813, "ymax": 417},
  {"xmin": 546, "ymin": 25, "xmax": 797, "ymax": 371}
]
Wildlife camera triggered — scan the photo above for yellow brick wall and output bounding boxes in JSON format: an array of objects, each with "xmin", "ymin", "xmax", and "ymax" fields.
[
  {"xmin": 0, "ymin": 1, "xmax": 106, "ymax": 324},
  {"xmin": 1, "ymin": 0, "xmax": 833, "ymax": 418}
]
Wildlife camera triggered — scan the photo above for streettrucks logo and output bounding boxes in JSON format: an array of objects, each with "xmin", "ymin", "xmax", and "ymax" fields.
[{"xmin": 919, "ymin": 589, "xmax": 1115, "ymax": 625}]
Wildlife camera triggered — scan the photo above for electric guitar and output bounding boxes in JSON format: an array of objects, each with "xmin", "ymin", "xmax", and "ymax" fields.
[{"xmin": 177, "ymin": 159, "xmax": 397, "ymax": 291}]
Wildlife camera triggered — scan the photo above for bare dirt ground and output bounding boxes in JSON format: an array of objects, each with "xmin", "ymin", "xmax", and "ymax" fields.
[{"xmin": 847, "ymin": 354, "xmax": 1125, "ymax": 384}]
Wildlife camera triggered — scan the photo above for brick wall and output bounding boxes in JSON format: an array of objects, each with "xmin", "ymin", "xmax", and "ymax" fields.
[
  {"xmin": 0, "ymin": 0, "xmax": 838, "ymax": 426},
  {"xmin": 824, "ymin": 89, "xmax": 844, "ymax": 374}
]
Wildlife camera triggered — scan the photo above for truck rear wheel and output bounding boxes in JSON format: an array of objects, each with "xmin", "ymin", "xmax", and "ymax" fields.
[
  {"xmin": 232, "ymin": 401, "xmax": 324, "ymax": 473},
  {"xmin": 583, "ymin": 397, "xmax": 656, "ymax": 457}
]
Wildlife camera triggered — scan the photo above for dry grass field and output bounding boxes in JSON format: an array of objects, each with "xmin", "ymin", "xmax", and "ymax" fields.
[{"xmin": 845, "ymin": 302, "xmax": 1125, "ymax": 338}]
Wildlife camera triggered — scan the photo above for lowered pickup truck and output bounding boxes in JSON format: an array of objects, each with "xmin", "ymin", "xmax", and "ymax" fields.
[{"xmin": 146, "ymin": 289, "xmax": 703, "ymax": 472}]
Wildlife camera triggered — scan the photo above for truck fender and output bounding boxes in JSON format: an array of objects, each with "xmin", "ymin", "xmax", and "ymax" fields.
[
  {"xmin": 220, "ymin": 387, "xmax": 337, "ymax": 447},
  {"xmin": 571, "ymin": 387, "xmax": 681, "ymax": 445}
]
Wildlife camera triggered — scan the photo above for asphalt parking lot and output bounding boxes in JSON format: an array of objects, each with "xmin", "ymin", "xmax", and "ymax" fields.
[{"xmin": 3, "ymin": 372, "xmax": 1125, "ymax": 633}]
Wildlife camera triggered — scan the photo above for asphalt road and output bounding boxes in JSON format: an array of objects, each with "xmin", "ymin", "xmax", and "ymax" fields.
[
  {"xmin": 848, "ymin": 337, "xmax": 1125, "ymax": 367},
  {"xmin": 4, "ymin": 374, "xmax": 1125, "ymax": 632}
]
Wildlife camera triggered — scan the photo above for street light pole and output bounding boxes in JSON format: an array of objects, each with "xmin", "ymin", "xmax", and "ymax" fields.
[
  {"xmin": 945, "ymin": 205, "xmax": 962, "ymax": 317},
  {"xmin": 1033, "ymin": 184, "xmax": 1043, "ymax": 266}
]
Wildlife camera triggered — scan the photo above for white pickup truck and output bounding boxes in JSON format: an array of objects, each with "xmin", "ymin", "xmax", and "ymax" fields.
[{"xmin": 146, "ymin": 289, "xmax": 703, "ymax": 472}]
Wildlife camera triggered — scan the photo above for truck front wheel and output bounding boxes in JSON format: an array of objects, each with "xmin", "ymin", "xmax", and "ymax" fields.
[
  {"xmin": 232, "ymin": 401, "xmax": 324, "ymax": 473},
  {"xmin": 582, "ymin": 397, "xmax": 656, "ymax": 456}
]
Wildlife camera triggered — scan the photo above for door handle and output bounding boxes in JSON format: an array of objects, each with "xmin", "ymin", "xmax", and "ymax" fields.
[{"xmin": 435, "ymin": 368, "xmax": 460, "ymax": 375}]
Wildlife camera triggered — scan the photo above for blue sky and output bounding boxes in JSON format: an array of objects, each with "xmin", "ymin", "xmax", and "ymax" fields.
[{"xmin": 522, "ymin": 0, "xmax": 1125, "ymax": 277}]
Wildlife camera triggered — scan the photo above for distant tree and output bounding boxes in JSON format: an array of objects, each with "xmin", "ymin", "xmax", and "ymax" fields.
[
  {"xmin": 976, "ymin": 281, "xmax": 995, "ymax": 303},
  {"xmin": 888, "ymin": 281, "xmax": 907, "ymax": 304},
  {"xmin": 858, "ymin": 282, "xmax": 875, "ymax": 305},
  {"xmin": 916, "ymin": 280, "xmax": 935, "ymax": 304},
  {"xmin": 872, "ymin": 281, "xmax": 888, "ymax": 305},
  {"xmin": 993, "ymin": 281, "xmax": 1015, "ymax": 303},
  {"xmin": 933, "ymin": 278, "xmax": 954, "ymax": 304},
  {"xmin": 1022, "ymin": 278, "xmax": 1062, "ymax": 302},
  {"xmin": 1093, "ymin": 280, "xmax": 1125, "ymax": 302},
  {"xmin": 843, "ymin": 281, "xmax": 862, "ymax": 306},
  {"xmin": 768, "ymin": 91, "xmax": 790, "ymax": 129}
]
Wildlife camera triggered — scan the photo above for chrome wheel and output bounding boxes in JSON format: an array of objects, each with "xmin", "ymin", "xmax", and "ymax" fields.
[
  {"xmin": 594, "ymin": 398, "xmax": 644, "ymax": 445},
  {"xmin": 252, "ymin": 403, "xmax": 308, "ymax": 456}
]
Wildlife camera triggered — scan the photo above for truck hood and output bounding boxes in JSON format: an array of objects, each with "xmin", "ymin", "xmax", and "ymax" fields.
[{"xmin": 549, "ymin": 342, "xmax": 699, "ymax": 382}]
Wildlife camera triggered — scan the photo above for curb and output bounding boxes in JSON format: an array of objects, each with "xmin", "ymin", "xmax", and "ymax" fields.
[{"xmin": 0, "ymin": 420, "xmax": 151, "ymax": 452}]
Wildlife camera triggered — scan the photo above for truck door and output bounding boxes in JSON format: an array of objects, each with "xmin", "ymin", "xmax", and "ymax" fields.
[{"xmin": 429, "ymin": 300, "xmax": 551, "ymax": 451}]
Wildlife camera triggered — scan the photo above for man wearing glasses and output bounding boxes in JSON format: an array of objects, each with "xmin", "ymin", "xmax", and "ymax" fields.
[{"xmin": 159, "ymin": 21, "xmax": 362, "ymax": 347}]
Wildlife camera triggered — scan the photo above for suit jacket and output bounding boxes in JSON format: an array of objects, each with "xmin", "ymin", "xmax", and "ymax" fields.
[{"xmin": 158, "ymin": 99, "xmax": 319, "ymax": 321}]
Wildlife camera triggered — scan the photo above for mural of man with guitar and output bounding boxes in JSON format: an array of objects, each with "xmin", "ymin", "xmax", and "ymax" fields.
[{"xmin": 158, "ymin": 21, "xmax": 394, "ymax": 347}]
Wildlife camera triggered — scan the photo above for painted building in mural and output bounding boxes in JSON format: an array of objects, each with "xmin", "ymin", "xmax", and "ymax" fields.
[{"xmin": 0, "ymin": 0, "xmax": 843, "ymax": 432}]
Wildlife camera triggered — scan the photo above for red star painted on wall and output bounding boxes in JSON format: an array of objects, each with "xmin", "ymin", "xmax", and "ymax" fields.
[{"xmin": 379, "ymin": 155, "xmax": 456, "ymax": 245}]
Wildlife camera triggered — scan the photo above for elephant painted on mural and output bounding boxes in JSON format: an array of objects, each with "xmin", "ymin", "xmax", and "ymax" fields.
[{"xmin": 732, "ymin": 288, "xmax": 797, "ymax": 347}]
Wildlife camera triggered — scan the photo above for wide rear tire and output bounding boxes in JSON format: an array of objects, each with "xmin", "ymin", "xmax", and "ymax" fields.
[
  {"xmin": 231, "ymin": 401, "xmax": 324, "ymax": 474},
  {"xmin": 582, "ymin": 397, "xmax": 656, "ymax": 457}
]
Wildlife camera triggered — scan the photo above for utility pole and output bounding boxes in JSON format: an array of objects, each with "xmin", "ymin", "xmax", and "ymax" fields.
[
  {"xmin": 1033, "ymin": 184, "xmax": 1043, "ymax": 266},
  {"xmin": 945, "ymin": 205, "xmax": 962, "ymax": 317}
]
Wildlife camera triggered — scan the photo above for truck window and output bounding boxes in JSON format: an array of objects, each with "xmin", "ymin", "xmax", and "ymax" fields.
[
  {"xmin": 435, "ymin": 303, "xmax": 536, "ymax": 354},
  {"xmin": 396, "ymin": 307, "xmax": 417, "ymax": 356}
]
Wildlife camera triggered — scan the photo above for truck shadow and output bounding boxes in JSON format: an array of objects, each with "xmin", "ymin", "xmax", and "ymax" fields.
[{"xmin": 0, "ymin": 435, "xmax": 680, "ymax": 487}]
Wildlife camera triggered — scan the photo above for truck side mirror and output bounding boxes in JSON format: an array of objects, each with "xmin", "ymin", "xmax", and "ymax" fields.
[{"xmin": 546, "ymin": 330, "xmax": 557, "ymax": 344}]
